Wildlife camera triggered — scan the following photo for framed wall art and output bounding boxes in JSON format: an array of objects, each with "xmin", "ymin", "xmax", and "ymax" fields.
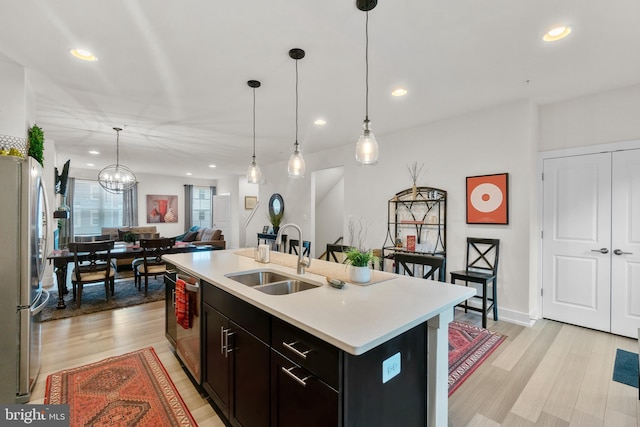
[
  {"xmin": 244, "ymin": 196, "xmax": 257, "ymax": 210},
  {"xmin": 147, "ymin": 194, "xmax": 178, "ymax": 223},
  {"xmin": 466, "ymin": 173, "xmax": 509, "ymax": 224}
]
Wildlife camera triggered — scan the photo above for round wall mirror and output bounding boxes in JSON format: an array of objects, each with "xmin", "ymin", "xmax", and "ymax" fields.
[{"xmin": 269, "ymin": 193, "xmax": 284, "ymax": 219}]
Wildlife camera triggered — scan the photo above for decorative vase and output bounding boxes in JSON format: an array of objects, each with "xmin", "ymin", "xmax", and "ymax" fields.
[
  {"xmin": 411, "ymin": 184, "xmax": 417, "ymax": 200},
  {"xmin": 350, "ymin": 266, "xmax": 371, "ymax": 283}
]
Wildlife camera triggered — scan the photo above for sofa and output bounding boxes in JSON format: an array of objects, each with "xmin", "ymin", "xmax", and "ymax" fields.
[
  {"xmin": 177, "ymin": 226, "xmax": 226, "ymax": 249},
  {"xmin": 101, "ymin": 226, "xmax": 160, "ymax": 270}
]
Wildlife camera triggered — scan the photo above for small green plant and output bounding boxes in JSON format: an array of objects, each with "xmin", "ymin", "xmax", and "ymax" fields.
[
  {"xmin": 344, "ymin": 247, "xmax": 376, "ymax": 268},
  {"xmin": 268, "ymin": 212, "xmax": 283, "ymax": 228},
  {"xmin": 123, "ymin": 232, "xmax": 137, "ymax": 243},
  {"xmin": 28, "ymin": 124, "xmax": 44, "ymax": 166}
]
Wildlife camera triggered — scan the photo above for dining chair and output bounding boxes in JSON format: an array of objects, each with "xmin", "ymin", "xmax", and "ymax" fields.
[
  {"xmin": 449, "ymin": 237, "xmax": 500, "ymax": 328},
  {"xmin": 135, "ymin": 238, "xmax": 176, "ymax": 295},
  {"xmin": 68, "ymin": 240, "xmax": 116, "ymax": 308},
  {"xmin": 393, "ymin": 253, "xmax": 446, "ymax": 281},
  {"xmin": 325, "ymin": 244, "xmax": 351, "ymax": 263},
  {"xmin": 289, "ymin": 239, "xmax": 311, "ymax": 257}
]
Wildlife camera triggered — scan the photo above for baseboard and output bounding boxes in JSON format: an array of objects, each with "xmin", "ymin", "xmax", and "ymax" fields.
[{"xmin": 496, "ymin": 307, "xmax": 536, "ymax": 327}]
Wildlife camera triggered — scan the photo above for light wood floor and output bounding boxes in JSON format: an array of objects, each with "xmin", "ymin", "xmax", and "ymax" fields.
[{"xmin": 30, "ymin": 302, "xmax": 639, "ymax": 427}]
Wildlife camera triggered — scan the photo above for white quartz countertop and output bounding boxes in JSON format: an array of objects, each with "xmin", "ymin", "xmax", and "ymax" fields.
[{"xmin": 164, "ymin": 250, "xmax": 475, "ymax": 355}]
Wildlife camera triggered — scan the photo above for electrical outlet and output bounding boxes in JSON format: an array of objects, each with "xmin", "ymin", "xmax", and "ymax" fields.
[{"xmin": 382, "ymin": 352, "xmax": 401, "ymax": 384}]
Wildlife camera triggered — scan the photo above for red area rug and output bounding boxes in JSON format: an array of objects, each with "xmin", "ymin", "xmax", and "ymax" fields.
[
  {"xmin": 45, "ymin": 347, "xmax": 197, "ymax": 426},
  {"xmin": 449, "ymin": 321, "xmax": 506, "ymax": 396}
]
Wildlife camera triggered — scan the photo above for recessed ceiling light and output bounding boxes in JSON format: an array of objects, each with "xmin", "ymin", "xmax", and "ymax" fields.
[
  {"xmin": 186, "ymin": 172, "xmax": 192, "ymax": 176},
  {"xmin": 86, "ymin": 163, "xmax": 94, "ymax": 167},
  {"xmin": 89, "ymin": 150, "xmax": 100, "ymax": 155},
  {"xmin": 70, "ymin": 48, "xmax": 98, "ymax": 61},
  {"xmin": 543, "ymin": 26, "xmax": 572, "ymax": 42},
  {"xmin": 314, "ymin": 119, "xmax": 326, "ymax": 126},
  {"xmin": 209, "ymin": 164, "xmax": 216, "ymax": 168},
  {"xmin": 391, "ymin": 88, "xmax": 408, "ymax": 97}
]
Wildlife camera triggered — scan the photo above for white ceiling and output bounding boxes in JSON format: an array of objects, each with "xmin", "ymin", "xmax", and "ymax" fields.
[{"xmin": 2, "ymin": 0, "xmax": 640, "ymax": 180}]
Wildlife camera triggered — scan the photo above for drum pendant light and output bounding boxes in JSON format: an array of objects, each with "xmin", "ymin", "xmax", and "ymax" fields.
[
  {"xmin": 355, "ymin": 0, "xmax": 379, "ymax": 165},
  {"xmin": 98, "ymin": 127, "xmax": 137, "ymax": 193},
  {"xmin": 287, "ymin": 48, "xmax": 306, "ymax": 178},
  {"xmin": 246, "ymin": 80, "xmax": 262, "ymax": 184}
]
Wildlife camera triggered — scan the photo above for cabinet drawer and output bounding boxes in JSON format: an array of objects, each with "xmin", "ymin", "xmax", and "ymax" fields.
[
  {"xmin": 272, "ymin": 317, "xmax": 340, "ymax": 390},
  {"xmin": 202, "ymin": 281, "xmax": 270, "ymax": 344}
]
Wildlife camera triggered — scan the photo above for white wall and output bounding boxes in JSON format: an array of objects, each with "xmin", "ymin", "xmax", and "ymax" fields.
[
  {"xmin": 313, "ymin": 168, "xmax": 344, "ymax": 257},
  {"xmin": 257, "ymin": 100, "xmax": 537, "ymax": 324},
  {"xmin": 540, "ymin": 83, "xmax": 640, "ymax": 151}
]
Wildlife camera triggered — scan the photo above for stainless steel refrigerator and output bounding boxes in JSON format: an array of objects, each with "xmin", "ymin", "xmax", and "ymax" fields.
[{"xmin": 0, "ymin": 155, "xmax": 50, "ymax": 403}]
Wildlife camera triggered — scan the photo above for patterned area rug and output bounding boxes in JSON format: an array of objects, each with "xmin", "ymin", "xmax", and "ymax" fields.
[
  {"xmin": 45, "ymin": 347, "xmax": 197, "ymax": 427},
  {"xmin": 41, "ymin": 276, "xmax": 164, "ymax": 322},
  {"xmin": 449, "ymin": 320, "xmax": 506, "ymax": 395}
]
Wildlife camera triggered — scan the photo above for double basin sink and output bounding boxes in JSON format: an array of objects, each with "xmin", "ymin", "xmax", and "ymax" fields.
[{"xmin": 225, "ymin": 269, "xmax": 322, "ymax": 295}]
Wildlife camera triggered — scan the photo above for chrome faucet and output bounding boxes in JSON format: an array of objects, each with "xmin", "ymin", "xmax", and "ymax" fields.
[{"xmin": 276, "ymin": 223, "xmax": 311, "ymax": 274}]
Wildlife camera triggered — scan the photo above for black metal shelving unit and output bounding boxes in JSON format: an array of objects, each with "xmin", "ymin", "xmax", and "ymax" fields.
[{"xmin": 382, "ymin": 186, "xmax": 447, "ymax": 267}]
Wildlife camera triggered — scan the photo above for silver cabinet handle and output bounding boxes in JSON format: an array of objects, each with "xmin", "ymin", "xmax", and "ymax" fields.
[
  {"xmin": 591, "ymin": 248, "xmax": 609, "ymax": 254},
  {"xmin": 281, "ymin": 366, "xmax": 310, "ymax": 387},
  {"xmin": 172, "ymin": 289, "xmax": 176, "ymax": 307},
  {"xmin": 220, "ymin": 326, "xmax": 225, "ymax": 355},
  {"xmin": 225, "ymin": 331, "xmax": 235, "ymax": 357},
  {"xmin": 614, "ymin": 249, "xmax": 633, "ymax": 255},
  {"xmin": 282, "ymin": 341, "xmax": 311, "ymax": 359}
]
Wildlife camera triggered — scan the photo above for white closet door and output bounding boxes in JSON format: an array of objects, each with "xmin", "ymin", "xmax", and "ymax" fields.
[
  {"xmin": 611, "ymin": 149, "xmax": 640, "ymax": 337},
  {"xmin": 542, "ymin": 153, "xmax": 612, "ymax": 332},
  {"xmin": 213, "ymin": 194, "xmax": 231, "ymax": 243}
]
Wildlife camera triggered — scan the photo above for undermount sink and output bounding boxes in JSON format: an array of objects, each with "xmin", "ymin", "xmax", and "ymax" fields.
[{"xmin": 225, "ymin": 269, "xmax": 322, "ymax": 295}]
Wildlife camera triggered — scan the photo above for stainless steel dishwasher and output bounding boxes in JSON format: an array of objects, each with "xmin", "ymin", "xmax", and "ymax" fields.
[{"xmin": 165, "ymin": 268, "xmax": 201, "ymax": 384}]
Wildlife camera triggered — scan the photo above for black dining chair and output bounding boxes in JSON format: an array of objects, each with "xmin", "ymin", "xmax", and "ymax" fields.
[
  {"xmin": 74, "ymin": 234, "xmax": 111, "ymax": 242},
  {"xmin": 450, "ymin": 238, "xmax": 500, "ymax": 328},
  {"xmin": 325, "ymin": 244, "xmax": 351, "ymax": 263},
  {"xmin": 134, "ymin": 238, "xmax": 176, "ymax": 295},
  {"xmin": 289, "ymin": 239, "xmax": 311, "ymax": 257},
  {"xmin": 393, "ymin": 253, "xmax": 446, "ymax": 281},
  {"xmin": 68, "ymin": 240, "xmax": 116, "ymax": 308}
]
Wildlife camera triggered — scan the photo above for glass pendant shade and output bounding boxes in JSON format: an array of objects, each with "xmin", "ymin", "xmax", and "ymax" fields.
[
  {"xmin": 98, "ymin": 127, "xmax": 136, "ymax": 194},
  {"xmin": 355, "ymin": 119, "xmax": 379, "ymax": 165},
  {"xmin": 247, "ymin": 159, "xmax": 262, "ymax": 184},
  {"xmin": 288, "ymin": 144, "xmax": 305, "ymax": 178}
]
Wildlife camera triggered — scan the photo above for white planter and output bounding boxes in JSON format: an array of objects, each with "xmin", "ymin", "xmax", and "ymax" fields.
[{"xmin": 349, "ymin": 266, "xmax": 371, "ymax": 283}]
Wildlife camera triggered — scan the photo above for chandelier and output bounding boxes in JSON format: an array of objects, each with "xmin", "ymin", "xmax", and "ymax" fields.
[
  {"xmin": 287, "ymin": 48, "xmax": 306, "ymax": 178},
  {"xmin": 246, "ymin": 80, "xmax": 262, "ymax": 184},
  {"xmin": 98, "ymin": 127, "xmax": 136, "ymax": 193}
]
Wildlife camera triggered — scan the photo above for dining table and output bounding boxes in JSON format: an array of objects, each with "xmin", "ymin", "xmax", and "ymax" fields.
[{"xmin": 47, "ymin": 242, "xmax": 219, "ymax": 309}]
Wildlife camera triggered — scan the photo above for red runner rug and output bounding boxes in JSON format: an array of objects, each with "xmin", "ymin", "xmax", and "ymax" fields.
[
  {"xmin": 449, "ymin": 320, "xmax": 506, "ymax": 396},
  {"xmin": 45, "ymin": 347, "xmax": 197, "ymax": 426}
]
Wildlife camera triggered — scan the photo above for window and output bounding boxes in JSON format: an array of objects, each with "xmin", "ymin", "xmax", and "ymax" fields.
[
  {"xmin": 191, "ymin": 186, "xmax": 212, "ymax": 227},
  {"xmin": 73, "ymin": 180, "xmax": 124, "ymax": 235}
]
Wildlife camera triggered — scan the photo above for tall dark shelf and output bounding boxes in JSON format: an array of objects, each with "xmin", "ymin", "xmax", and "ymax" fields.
[{"xmin": 382, "ymin": 186, "xmax": 447, "ymax": 263}]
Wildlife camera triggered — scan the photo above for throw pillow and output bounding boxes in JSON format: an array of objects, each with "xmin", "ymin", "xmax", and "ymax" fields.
[
  {"xmin": 200, "ymin": 228, "xmax": 215, "ymax": 241},
  {"xmin": 182, "ymin": 231, "xmax": 198, "ymax": 242},
  {"xmin": 212, "ymin": 229, "xmax": 222, "ymax": 240}
]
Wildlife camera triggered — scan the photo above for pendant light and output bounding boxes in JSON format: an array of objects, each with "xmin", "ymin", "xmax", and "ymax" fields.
[
  {"xmin": 287, "ymin": 48, "xmax": 306, "ymax": 178},
  {"xmin": 355, "ymin": 0, "xmax": 379, "ymax": 165},
  {"xmin": 98, "ymin": 127, "xmax": 136, "ymax": 194},
  {"xmin": 246, "ymin": 80, "xmax": 262, "ymax": 184}
]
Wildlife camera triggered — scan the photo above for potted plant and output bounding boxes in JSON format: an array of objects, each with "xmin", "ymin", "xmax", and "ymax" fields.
[
  {"xmin": 28, "ymin": 124, "xmax": 45, "ymax": 166},
  {"xmin": 345, "ymin": 247, "xmax": 376, "ymax": 283},
  {"xmin": 123, "ymin": 231, "xmax": 137, "ymax": 246},
  {"xmin": 268, "ymin": 212, "xmax": 283, "ymax": 234}
]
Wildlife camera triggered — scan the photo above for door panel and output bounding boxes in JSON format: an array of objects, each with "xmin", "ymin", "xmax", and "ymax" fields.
[
  {"xmin": 213, "ymin": 194, "xmax": 231, "ymax": 243},
  {"xmin": 542, "ymin": 153, "xmax": 611, "ymax": 332},
  {"xmin": 611, "ymin": 149, "xmax": 640, "ymax": 337}
]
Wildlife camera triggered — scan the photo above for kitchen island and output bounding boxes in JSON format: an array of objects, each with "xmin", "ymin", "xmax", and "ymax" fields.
[{"xmin": 164, "ymin": 249, "xmax": 475, "ymax": 427}]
